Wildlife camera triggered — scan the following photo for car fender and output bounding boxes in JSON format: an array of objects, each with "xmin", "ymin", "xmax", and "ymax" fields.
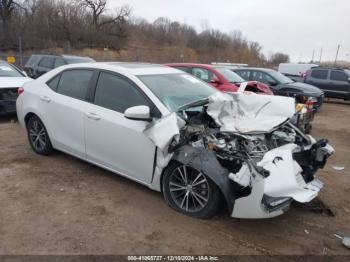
[{"xmin": 171, "ymin": 145, "xmax": 236, "ymax": 212}]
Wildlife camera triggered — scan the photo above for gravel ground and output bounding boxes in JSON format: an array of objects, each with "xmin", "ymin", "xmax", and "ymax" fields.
[{"xmin": 0, "ymin": 101, "xmax": 349, "ymax": 255}]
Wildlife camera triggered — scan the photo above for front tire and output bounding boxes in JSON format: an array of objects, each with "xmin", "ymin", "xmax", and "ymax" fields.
[
  {"xmin": 162, "ymin": 162, "xmax": 221, "ymax": 219},
  {"xmin": 26, "ymin": 115, "xmax": 53, "ymax": 155}
]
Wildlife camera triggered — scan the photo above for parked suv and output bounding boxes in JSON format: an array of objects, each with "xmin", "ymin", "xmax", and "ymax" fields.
[
  {"xmin": 233, "ymin": 68, "xmax": 324, "ymax": 110},
  {"xmin": 24, "ymin": 54, "xmax": 96, "ymax": 79},
  {"xmin": 304, "ymin": 67, "xmax": 350, "ymax": 100}
]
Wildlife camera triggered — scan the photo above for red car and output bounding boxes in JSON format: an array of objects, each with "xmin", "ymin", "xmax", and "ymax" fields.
[{"xmin": 166, "ymin": 63, "xmax": 273, "ymax": 95}]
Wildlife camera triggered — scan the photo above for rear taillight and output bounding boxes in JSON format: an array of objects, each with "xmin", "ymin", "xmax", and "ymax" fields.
[
  {"xmin": 305, "ymin": 99, "xmax": 316, "ymax": 112},
  {"xmin": 18, "ymin": 87, "xmax": 24, "ymax": 95}
]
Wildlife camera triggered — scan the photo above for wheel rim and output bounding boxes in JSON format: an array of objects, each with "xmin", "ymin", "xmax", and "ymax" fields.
[
  {"xmin": 29, "ymin": 119, "xmax": 47, "ymax": 151},
  {"xmin": 169, "ymin": 165, "xmax": 210, "ymax": 213}
]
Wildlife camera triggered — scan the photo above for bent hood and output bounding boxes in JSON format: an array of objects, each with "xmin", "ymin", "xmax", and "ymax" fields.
[
  {"xmin": 282, "ymin": 82, "xmax": 323, "ymax": 96},
  {"xmin": 0, "ymin": 77, "xmax": 32, "ymax": 88},
  {"xmin": 207, "ymin": 92, "xmax": 296, "ymax": 134}
]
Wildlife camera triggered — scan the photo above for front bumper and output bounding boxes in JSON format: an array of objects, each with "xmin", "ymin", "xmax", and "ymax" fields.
[{"xmin": 231, "ymin": 141, "xmax": 334, "ymax": 219}]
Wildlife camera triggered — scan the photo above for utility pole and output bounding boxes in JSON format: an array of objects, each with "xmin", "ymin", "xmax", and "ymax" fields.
[
  {"xmin": 334, "ymin": 44, "xmax": 340, "ymax": 66},
  {"xmin": 18, "ymin": 36, "xmax": 23, "ymax": 69},
  {"xmin": 311, "ymin": 49, "xmax": 315, "ymax": 62},
  {"xmin": 319, "ymin": 48, "xmax": 323, "ymax": 64}
]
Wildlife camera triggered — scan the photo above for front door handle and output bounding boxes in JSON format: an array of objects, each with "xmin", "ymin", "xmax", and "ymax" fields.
[
  {"xmin": 40, "ymin": 96, "xmax": 51, "ymax": 103},
  {"xmin": 86, "ymin": 112, "xmax": 101, "ymax": 121}
]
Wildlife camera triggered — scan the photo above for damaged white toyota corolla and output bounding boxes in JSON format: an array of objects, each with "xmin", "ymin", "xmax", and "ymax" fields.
[{"xmin": 17, "ymin": 63, "xmax": 334, "ymax": 219}]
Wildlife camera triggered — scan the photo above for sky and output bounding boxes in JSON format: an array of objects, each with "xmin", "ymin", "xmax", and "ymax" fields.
[{"xmin": 110, "ymin": 0, "xmax": 350, "ymax": 63}]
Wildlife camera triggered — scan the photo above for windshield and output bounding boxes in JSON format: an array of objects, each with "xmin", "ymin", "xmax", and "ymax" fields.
[
  {"xmin": 0, "ymin": 61, "xmax": 24, "ymax": 77},
  {"xmin": 65, "ymin": 57, "xmax": 95, "ymax": 64},
  {"xmin": 138, "ymin": 73, "xmax": 217, "ymax": 112},
  {"xmin": 267, "ymin": 70, "xmax": 294, "ymax": 84},
  {"xmin": 214, "ymin": 67, "xmax": 245, "ymax": 83}
]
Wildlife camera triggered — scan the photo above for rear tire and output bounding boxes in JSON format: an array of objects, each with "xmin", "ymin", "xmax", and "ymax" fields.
[
  {"xmin": 26, "ymin": 115, "xmax": 53, "ymax": 155},
  {"xmin": 162, "ymin": 162, "xmax": 221, "ymax": 219}
]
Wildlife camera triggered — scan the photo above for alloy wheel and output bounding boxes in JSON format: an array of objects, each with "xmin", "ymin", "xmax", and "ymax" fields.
[
  {"xmin": 169, "ymin": 165, "xmax": 210, "ymax": 212},
  {"xmin": 29, "ymin": 119, "xmax": 47, "ymax": 152}
]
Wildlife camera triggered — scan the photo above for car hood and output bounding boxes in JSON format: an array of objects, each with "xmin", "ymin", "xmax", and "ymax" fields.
[
  {"xmin": 281, "ymin": 82, "xmax": 323, "ymax": 96},
  {"xmin": 0, "ymin": 77, "xmax": 32, "ymax": 88},
  {"xmin": 207, "ymin": 92, "xmax": 295, "ymax": 134}
]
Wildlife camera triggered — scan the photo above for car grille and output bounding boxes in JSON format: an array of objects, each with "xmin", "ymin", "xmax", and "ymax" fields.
[{"xmin": 0, "ymin": 88, "xmax": 18, "ymax": 101}]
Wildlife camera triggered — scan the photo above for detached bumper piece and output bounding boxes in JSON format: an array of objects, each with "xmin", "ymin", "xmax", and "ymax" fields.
[
  {"xmin": 294, "ymin": 139, "xmax": 334, "ymax": 183},
  {"xmin": 262, "ymin": 195, "xmax": 293, "ymax": 213},
  {"xmin": 231, "ymin": 141, "xmax": 334, "ymax": 219}
]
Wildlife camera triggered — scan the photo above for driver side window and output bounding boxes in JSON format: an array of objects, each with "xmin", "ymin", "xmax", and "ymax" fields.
[
  {"xmin": 192, "ymin": 68, "xmax": 215, "ymax": 82},
  {"xmin": 94, "ymin": 72, "xmax": 151, "ymax": 114},
  {"xmin": 251, "ymin": 71, "xmax": 274, "ymax": 85}
]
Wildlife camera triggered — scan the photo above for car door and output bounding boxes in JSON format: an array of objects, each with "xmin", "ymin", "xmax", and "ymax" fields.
[
  {"xmin": 36, "ymin": 57, "xmax": 55, "ymax": 77},
  {"xmin": 234, "ymin": 70, "xmax": 251, "ymax": 81},
  {"xmin": 84, "ymin": 71, "xmax": 157, "ymax": 184},
  {"xmin": 329, "ymin": 70, "xmax": 350, "ymax": 98},
  {"xmin": 306, "ymin": 69, "xmax": 329, "ymax": 93},
  {"xmin": 42, "ymin": 69, "xmax": 95, "ymax": 158}
]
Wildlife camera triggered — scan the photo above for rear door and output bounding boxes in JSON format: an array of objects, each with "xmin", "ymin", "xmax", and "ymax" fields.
[
  {"xmin": 84, "ymin": 71, "xmax": 157, "ymax": 184},
  {"xmin": 42, "ymin": 69, "xmax": 95, "ymax": 158},
  {"xmin": 329, "ymin": 70, "xmax": 350, "ymax": 98},
  {"xmin": 36, "ymin": 57, "xmax": 55, "ymax": 77}
]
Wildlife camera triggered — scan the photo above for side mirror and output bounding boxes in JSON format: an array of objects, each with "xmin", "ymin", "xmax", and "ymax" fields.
[
  {"xmin": 124, "ymin": 106, "xmax": 152, "ymax": 122},
  {"xmin": 210, "ymin": 77, "xmax": 221, "ymax": 85}
]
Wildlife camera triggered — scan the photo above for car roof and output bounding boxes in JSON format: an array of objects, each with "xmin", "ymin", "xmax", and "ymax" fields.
[
  {"xmin": 166, "ymin": 63, "xmax": 213, "ymax": 68},
  {"xmin": 234, "ymin": 67, "xmax": 274, "ymax": 72},
  {"xmin": 59, "ymin": 62, "xmax": 182, "ymax": 76}
]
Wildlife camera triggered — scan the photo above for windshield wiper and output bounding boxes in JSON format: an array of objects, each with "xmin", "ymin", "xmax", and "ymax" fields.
[{"xmin": 177, "ymin": 98, "xmax": 210, "ymax": 111}]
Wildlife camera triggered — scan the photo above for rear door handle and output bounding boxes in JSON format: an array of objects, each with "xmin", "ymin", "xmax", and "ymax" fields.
[
  {"xmin": 86, "ymin": 112, "xmax": 101, "ymax": 121},
  {"xmin": 40, "ymin": 96, "xmax": 51, "ymax": 102}
]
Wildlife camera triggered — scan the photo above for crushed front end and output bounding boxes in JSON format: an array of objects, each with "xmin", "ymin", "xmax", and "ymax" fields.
[{"xmin": 168, "ymin": 93, "xmax": 334, "ymax": 219}]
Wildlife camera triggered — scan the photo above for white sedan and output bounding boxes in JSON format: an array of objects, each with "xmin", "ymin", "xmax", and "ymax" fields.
[
  {"xmin": 16, "ymin": 63, "xmax": 334, "ymax": 219},
  {"xmin": 0, "ymin": 60, "xmax": 32, "ymax": 115}
]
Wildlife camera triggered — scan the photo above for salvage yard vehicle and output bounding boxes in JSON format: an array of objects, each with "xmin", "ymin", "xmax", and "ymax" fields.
[
  {"xmin": 304, "ymin": 67, "xmax": 350, "ymax": 100},
  {"xmin": 166, "ymin": 63, "xmax": 273, "ymax": 95},
  {"xmin": 16, "ymin": 63, "xmax": 334, "ymax": 219},
  {"xmin": 0, "ymin": 60, "xmax": 32, "ymax": 115},
  {"xmin": 24, "ymin": 54, "xmax": 96, "ymax": 79},
  {"xmin": 233, "ymin": 67, "xmax": 324, "ymax": 111}
]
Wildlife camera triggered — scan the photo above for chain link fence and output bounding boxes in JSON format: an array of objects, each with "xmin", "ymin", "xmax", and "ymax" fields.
[{"xmin": 0, "ymin": 52, "xmax": 31, "ymax": 70}]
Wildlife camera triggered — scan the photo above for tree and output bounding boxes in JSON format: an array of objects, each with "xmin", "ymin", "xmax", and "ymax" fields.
[{"xmin": 268, "ymin": 52, "xmax": 290, "ymax": 65}]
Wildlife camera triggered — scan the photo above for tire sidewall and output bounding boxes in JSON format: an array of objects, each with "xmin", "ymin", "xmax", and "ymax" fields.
[
  {"xmin": 27, "ymin": 115, "xmax": 53, "ymax": 155},
  {"xmin": 162, "ymin": 161, "xmax": 221, "ymax": 219}
]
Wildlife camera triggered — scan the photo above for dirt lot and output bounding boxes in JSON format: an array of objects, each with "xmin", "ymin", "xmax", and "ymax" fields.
[{"xmin": 0, "ymin": 101, "xmax": 349, "ymax": 255}]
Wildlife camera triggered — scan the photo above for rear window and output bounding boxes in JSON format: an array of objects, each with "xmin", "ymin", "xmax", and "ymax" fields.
[
  {"xmin": 56, "ymin": 70, "xmax": 94, "ymax": 101},
  {"xmin": 25, "ymin": 55, "xmax": 41, "ymax": 67},
  {"xmin": 64, "ymin": 57, "xmax": 95, "ymax": 64},
  {"xmin": 173, "ymin": 66, "xmax": 192, "ymax": 74},
  {"xmin": 0, "ymin": 61, "xmax": 24, "ymax": 77},
  {"xmin": 39, "ymin": 57, "xmax": 55, "ymax": 69},
  {"xmin": 330, "ymin": 71, "xmax": 348, "ymax": 82},
  {"xmin": 311, "ymin": 69, "xmax": 328, "ymax": 80}
]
